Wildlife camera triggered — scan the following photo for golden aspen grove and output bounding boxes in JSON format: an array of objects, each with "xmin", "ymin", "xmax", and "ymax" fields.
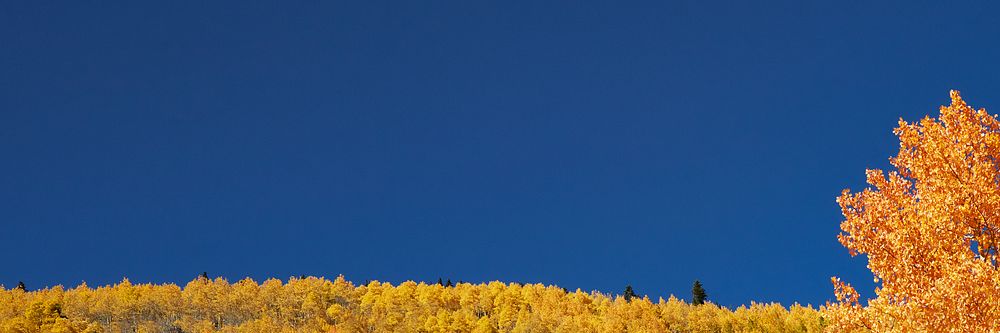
[
  {"xmin": 0, "ymin": 276, "xmax": 825, "ymax": 333},
  {"xmin": 8, "ymin": 92, "xmax": 1000, "ymax": 333}
]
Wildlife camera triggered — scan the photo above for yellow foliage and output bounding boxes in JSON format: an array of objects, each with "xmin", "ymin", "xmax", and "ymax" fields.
[
  {"xmin": 0, "ymin": 277, "xmax": 824, "ymax": 333},
  {"xmin": 831, "ymin": 91, "xmax": 1000, "ymax": 332}
]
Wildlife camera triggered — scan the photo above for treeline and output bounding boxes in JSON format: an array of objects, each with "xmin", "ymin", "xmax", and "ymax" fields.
[{"xmin": 1, "ymin": 276, "xmax": 826, "ymax": 333}]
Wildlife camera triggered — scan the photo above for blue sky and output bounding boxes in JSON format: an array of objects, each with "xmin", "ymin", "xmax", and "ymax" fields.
[{"xmin": 3, "ymin": 1, "xmax": 1000, "ymax": 307}]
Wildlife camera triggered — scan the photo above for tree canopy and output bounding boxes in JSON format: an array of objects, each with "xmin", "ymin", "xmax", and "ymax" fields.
[
  {"xmin": 830, "ymin": 91, "xmax": 1000, "ymax": 332},
  {"xmin": 1, "ymin": 276, "xmax": 824, "ymax": 333}
]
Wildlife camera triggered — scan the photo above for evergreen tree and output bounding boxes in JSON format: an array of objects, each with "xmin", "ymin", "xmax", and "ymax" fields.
[
  {"xmin": 692, "ymin": 280, "xmax": 707, "ymax": 305},
  {"xmin": 200, "ymin": 272, "xmax": 208, "ymax": 280},
  {"xmin": 623, "ymin": 284, "xmax": 637, "ymax": 302},
  {"xmin": 15, "ymin": 281, "xmax": 25, "ymax": 291},
  {"xmin": 437, "ymin": 278, "xmax": 443, "ymax": 286},
  {"xmin": 445, "ymin": 279, "xmax": 453, "ymax": 287}
]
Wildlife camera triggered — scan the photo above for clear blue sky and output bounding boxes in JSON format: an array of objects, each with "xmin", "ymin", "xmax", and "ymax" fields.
[{"xmin": 3, "ymin": 1, "xmax": 1000, "ymax": 307}]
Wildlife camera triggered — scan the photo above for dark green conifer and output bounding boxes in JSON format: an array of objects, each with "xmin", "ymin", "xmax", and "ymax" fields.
[
  {"xmin": 692, "ymin": 280, "xmax": 707, "ymax": 305},
  {"xmin": 623, "ymin": 284, "xmax": 637, "ymax": 302}
]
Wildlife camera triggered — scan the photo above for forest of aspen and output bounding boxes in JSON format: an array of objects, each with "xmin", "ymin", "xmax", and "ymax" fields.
[{"xmin": 7, "ymin": 91, "xmax": 1000, "ymax": 332}]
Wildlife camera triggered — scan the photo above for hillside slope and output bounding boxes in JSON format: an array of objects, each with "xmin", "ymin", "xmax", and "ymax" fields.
[{"xmin": 1, "ymin": 276, "xmax": 825, "ymax": 333}]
